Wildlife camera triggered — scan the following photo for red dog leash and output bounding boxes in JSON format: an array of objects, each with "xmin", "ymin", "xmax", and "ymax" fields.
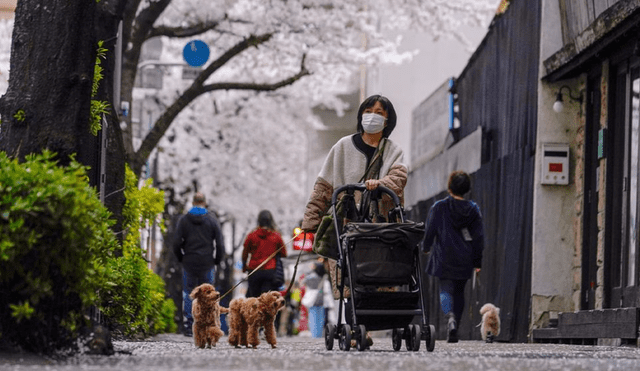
[{"xmin": 218, "ymin": 232, "xmax": 307, "ymax": 302}]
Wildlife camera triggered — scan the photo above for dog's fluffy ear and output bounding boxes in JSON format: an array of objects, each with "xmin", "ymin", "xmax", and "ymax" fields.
[{"xmin": 190, "ymin": 286, "xmax": 201, "ymax": 300}]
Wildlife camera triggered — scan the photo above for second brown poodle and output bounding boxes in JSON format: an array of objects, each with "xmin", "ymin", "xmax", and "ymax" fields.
[
  {"xmin": 190, "ymin": 283, "xmax": 229, "ymax": 348},
  {"xmin": 228, "ymin": 291, "xmax": 286, "ymax": 349}
]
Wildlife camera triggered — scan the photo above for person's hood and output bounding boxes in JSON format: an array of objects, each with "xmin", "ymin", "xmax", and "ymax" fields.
[
  {"xmin": 186, "ymin": 207, "xmax": 208, "ymax": 224},
  {"xmin": 447, "ymin": 196, "xmax": 478, "ymax": 229}
]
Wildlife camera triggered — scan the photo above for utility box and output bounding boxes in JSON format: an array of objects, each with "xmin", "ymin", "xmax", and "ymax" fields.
[{"xmin": 541, "ymin": 143, "xmax": 569, "ymax": 185}]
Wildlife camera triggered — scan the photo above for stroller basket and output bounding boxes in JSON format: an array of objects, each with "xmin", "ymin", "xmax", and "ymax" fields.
[
  {"xmin": 342, "ymin": 222, "xmax": 424, "ymax": 286},
  {"xmin": 352, "ymin": 290, "xmax": 420, "ymax": 310}
]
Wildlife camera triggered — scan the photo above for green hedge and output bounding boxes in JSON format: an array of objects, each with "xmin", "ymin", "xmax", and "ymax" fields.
[
  {"xmin": 0, "ymin": 152, "xmax": 176, "ymax": 353},
  {"xmin": 0, "ymin": 151, "xmax": 118, "ymax": 353},
  {"xmin": 99, "ymin": 165, "xmax": 176, "ymax": 336}
]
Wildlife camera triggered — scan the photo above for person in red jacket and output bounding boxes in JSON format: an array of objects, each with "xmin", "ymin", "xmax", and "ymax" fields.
[{"xmin": 242, "ymin": 210, "xmax": 287, "ymax": 297}]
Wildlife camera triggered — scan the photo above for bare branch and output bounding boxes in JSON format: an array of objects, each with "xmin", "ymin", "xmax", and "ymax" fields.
[
  {"xmin": 148, "ymin": 15, "xmax": 254, "ymax": 39},
  {"xmin": 130, "ymin": 54, "xmax": 310, "ymax": 175},
  {"xmin": 193, "ymin": 33, "xmax": 274, "ymax": 86},
  {"xmin": 132, "ymin": 0, "xmax": 171, "ymax": 41},
  {"xmin": 202, "ymin": 55, "xmax": 310, "ymax": 93},
  {"xmin": 149, "ymin": 19, "xmax": 223, "ymax": 38}
]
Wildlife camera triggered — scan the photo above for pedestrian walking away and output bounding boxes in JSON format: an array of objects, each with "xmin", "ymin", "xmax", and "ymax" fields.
[
  {"xmin": 242, "ymin": 210, "xmax": 288, "ymax": 298},
  {"xmin": 173, "ymin": 192, "xmax": 225, "ymax": 337},
  {"xmin": 422, "ymin": 170, "xmax": 484, "ymax": 343}
]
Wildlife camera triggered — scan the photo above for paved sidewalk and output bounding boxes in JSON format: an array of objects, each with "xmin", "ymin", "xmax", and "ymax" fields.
[{"xmin": 3, "ymin": 333, "xmax": 640, "ymax": 370}]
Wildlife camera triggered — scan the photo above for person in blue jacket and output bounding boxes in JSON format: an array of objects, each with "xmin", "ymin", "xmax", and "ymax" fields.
[{"xmin": 422, "ymin": 171, "xmax": 484, "ymax": 343}]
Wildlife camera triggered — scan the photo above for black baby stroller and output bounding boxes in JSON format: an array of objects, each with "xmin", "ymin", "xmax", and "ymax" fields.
[{"xmin": 323, "ymin": 183, "xmax": 436, "ymax": 352}]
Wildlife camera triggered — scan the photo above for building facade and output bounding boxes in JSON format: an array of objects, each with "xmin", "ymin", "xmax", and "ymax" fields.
[
  {"xmin": 533, "ymin": 0, "xmax": 640, "ymax": 343},
  {"xmin": 408, "ymin": 0, "xmax": 640, "ymax": 343},
  {"xmin": 407, "ymin": 0, "xmax": 540, "ymax": 343}
]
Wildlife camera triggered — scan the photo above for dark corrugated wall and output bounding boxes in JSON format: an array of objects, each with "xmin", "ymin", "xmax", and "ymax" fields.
[{"xmin": 408, "ymin": 0, "xmax": 540, "ymax": 343}]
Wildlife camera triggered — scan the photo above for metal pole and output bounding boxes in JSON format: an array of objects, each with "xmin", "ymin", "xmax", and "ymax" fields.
[
  {"xmin": 99, "ymin": 114, "xmax": 108, "ymax": 204},
  {"xmin": 113, "ymin": 21, "xmax": 123, "ymax": 113}
]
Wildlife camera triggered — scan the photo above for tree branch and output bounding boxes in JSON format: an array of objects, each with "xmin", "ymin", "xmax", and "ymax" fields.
[
  {"xmin": 193, "ymin": 33, "xmax": 274, "ymax": 86},
  {"xmin": 202, "ymin": 55, "xmax": 310, "ymax": 93},
  {"xmin": 149, "ymin": 19, "xmax": 223, "ymax": 38},
  {"xmin": 130, "ymin": 54, "xmax": 310, "ymax": 175},
  {"xmin": 120, "ymin": 0, "xmax": 170, "ymax": 156}
]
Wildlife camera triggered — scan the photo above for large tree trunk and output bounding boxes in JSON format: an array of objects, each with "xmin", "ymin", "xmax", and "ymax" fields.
[
  {"xmin": 0, "ymin": 0, "xmax": 128, "ymax": 238},
  {"xmin": 0, "ymin": 0, "xmax": 97, "ymax": 164}
]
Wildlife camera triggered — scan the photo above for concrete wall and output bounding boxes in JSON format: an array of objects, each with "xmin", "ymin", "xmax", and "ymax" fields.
[
  {"xmin": 304, "ymin": 91, "xmax": 360, "ymax": 196},
  {"xmin": 406, "ymin": 127, "xmax": 482, "ymax": 206},
  {"xmin": 595, "ymin": 61, "xmax": 609, "ymax": 310},
  {"xmin": 530, "ymin": 0, "xmax": 585, "ymax": 330}
]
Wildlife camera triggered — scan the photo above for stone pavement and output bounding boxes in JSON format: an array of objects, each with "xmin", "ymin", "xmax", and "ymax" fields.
[{"xmin": 3, "ymin": 333, "xmax": 640, "ymax": 370}]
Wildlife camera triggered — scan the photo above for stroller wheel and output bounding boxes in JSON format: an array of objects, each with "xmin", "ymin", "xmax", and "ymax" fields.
[
  {"xmin": 391, "ymin": 328, "xmax": 402, "ymax": 351},
  {"xmin": 426, "ymin": 325, "xmax": 436, "ymax": 352},
  {"xmin": 339, "ymin": 324, "xmax": 351, "ymax": 352},
  {"xmin": 411, "ymin": 324, "xmax": 421, "ymax": 351},
  {"xmin": 404, "ymin": 325, "xmax": 412, "ymax": 351},
  {"xmin": 324, "ymin": 324, "xmax": 336, "ymax": 351},
  {"xmin": 356, "ymin": 325, "xmax": 367, "ymax": 351}
]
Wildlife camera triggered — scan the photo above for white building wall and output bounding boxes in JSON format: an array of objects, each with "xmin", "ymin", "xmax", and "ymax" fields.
[{"xmin": 530, "ymin": 0, "xmax": 583, "ymax": 329}]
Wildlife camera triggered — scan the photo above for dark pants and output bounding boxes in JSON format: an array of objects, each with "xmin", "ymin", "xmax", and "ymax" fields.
[
  {"xmin": 182, "ymin": 267, "xmax": 215, "ymax": 333},
  {"xmin": 438, "ymin": 279, "xmax": 467, "ymax": 323},
  {"xmin": 247, "ymin": 269, "xmax": 276, "ymax": 298}
]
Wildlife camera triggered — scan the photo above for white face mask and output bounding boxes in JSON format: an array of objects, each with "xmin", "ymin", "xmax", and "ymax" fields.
[{"xmin": 361, "ymin": 113, "xmax": 386, "ymax": 134}]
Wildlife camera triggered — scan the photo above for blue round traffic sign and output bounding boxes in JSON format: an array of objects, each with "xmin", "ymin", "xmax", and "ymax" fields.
[{"xmin": 183, "ymin": 40, "xmax": 210, "ymax": 67}]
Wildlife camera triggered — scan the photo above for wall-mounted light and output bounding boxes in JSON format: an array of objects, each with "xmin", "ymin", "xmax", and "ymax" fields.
[{"xmin": 553, "ymin": 85, "xmax": 583, "ymax": 113}]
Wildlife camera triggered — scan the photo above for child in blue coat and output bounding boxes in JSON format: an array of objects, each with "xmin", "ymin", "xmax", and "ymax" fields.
[{"xmin": 422, "ymin": 171, "xmax": 484, "ymax": 343}]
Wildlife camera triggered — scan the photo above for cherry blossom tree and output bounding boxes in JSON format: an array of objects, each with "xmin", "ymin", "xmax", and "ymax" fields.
[
  {"xmin": 131, "ymin": 0, "xmax": 497, "ymax": 315},
  {"xmin": 121, "ymin": 0, "xmax": 497, "ymax": 177},
  {"xmin": 0, "ymin": 0, "xmax": 496, "ymax": 332},
  {"xmin": 0, "ymin": 0, "xmax": 496, "ymax": 225}
]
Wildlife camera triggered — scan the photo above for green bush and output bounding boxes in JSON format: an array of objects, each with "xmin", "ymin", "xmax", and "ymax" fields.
[
  {"xmin": 0, "ymin": 151, "xmax": 118, "ymax": 353},
  {"xmin": 98, "ymin": 166, "xmax": 176, "ymax": 336},
  {"xmin": 0, "ymin": 152, "xmax": 176, "ymax": 353}
]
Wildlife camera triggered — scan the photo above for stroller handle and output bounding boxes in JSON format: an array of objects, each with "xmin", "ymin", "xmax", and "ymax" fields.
[{"xmin": 331, "ymin": 183, "xmax": 401, "ymax": 206}]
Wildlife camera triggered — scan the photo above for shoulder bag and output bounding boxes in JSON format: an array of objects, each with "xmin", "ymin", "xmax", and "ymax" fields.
[{"xmin": 312, "ymin": 139, "xmax": 387, "ymax": 259}]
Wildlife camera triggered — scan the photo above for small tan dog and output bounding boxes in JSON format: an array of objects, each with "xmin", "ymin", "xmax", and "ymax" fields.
[
  {"xmin": 479, "ymin": 303, "xmax": 500, "ymax": 343},
  {"xmin": 190, "ymin": 283, "xmax": 229, "ymax": 348},
  {"xmin": 227, "ymin": 291, "xmax": 286, "ymax": 349}
]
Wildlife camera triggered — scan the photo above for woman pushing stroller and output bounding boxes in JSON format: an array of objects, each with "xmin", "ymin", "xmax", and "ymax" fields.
[{"xmin": 301, "ymin": 94, "xmax": 408, "ymax": 346}]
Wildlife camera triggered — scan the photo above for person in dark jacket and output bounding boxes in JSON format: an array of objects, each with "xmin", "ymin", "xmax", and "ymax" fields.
[
  {"xmin": 242, "ymin": 210, "xmax": 287, "ymax": 297},
  {"xmin": 422, "ymin": 171, "xmax": 484, "ymax": 343},
  {"xmin": 173, "ymin": 192, "xmax": 225, "ymax": 337}
]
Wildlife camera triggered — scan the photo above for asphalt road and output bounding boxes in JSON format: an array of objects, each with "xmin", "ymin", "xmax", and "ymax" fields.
[{"xmin": 3, "ymin": 333, "xmax": 640, "ymax": 371}]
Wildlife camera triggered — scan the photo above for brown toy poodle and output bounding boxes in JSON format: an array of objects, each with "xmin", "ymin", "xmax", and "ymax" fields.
[
  {"xmin": 190, "ymin": 283, "xmax": 229, "ymax": 348},
  {"xmin": 227, "ymin": 291, "xmax": 286, "ymax": 349}
]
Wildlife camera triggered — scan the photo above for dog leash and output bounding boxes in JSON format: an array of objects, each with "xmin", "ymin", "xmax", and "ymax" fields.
[
  {"xmin": 284, "ymin": 233, "xmax": 306, "ymax": 294},
  {"xmin": 218, "ymin": 232, "xmax": 307, "ymax": 302}
]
